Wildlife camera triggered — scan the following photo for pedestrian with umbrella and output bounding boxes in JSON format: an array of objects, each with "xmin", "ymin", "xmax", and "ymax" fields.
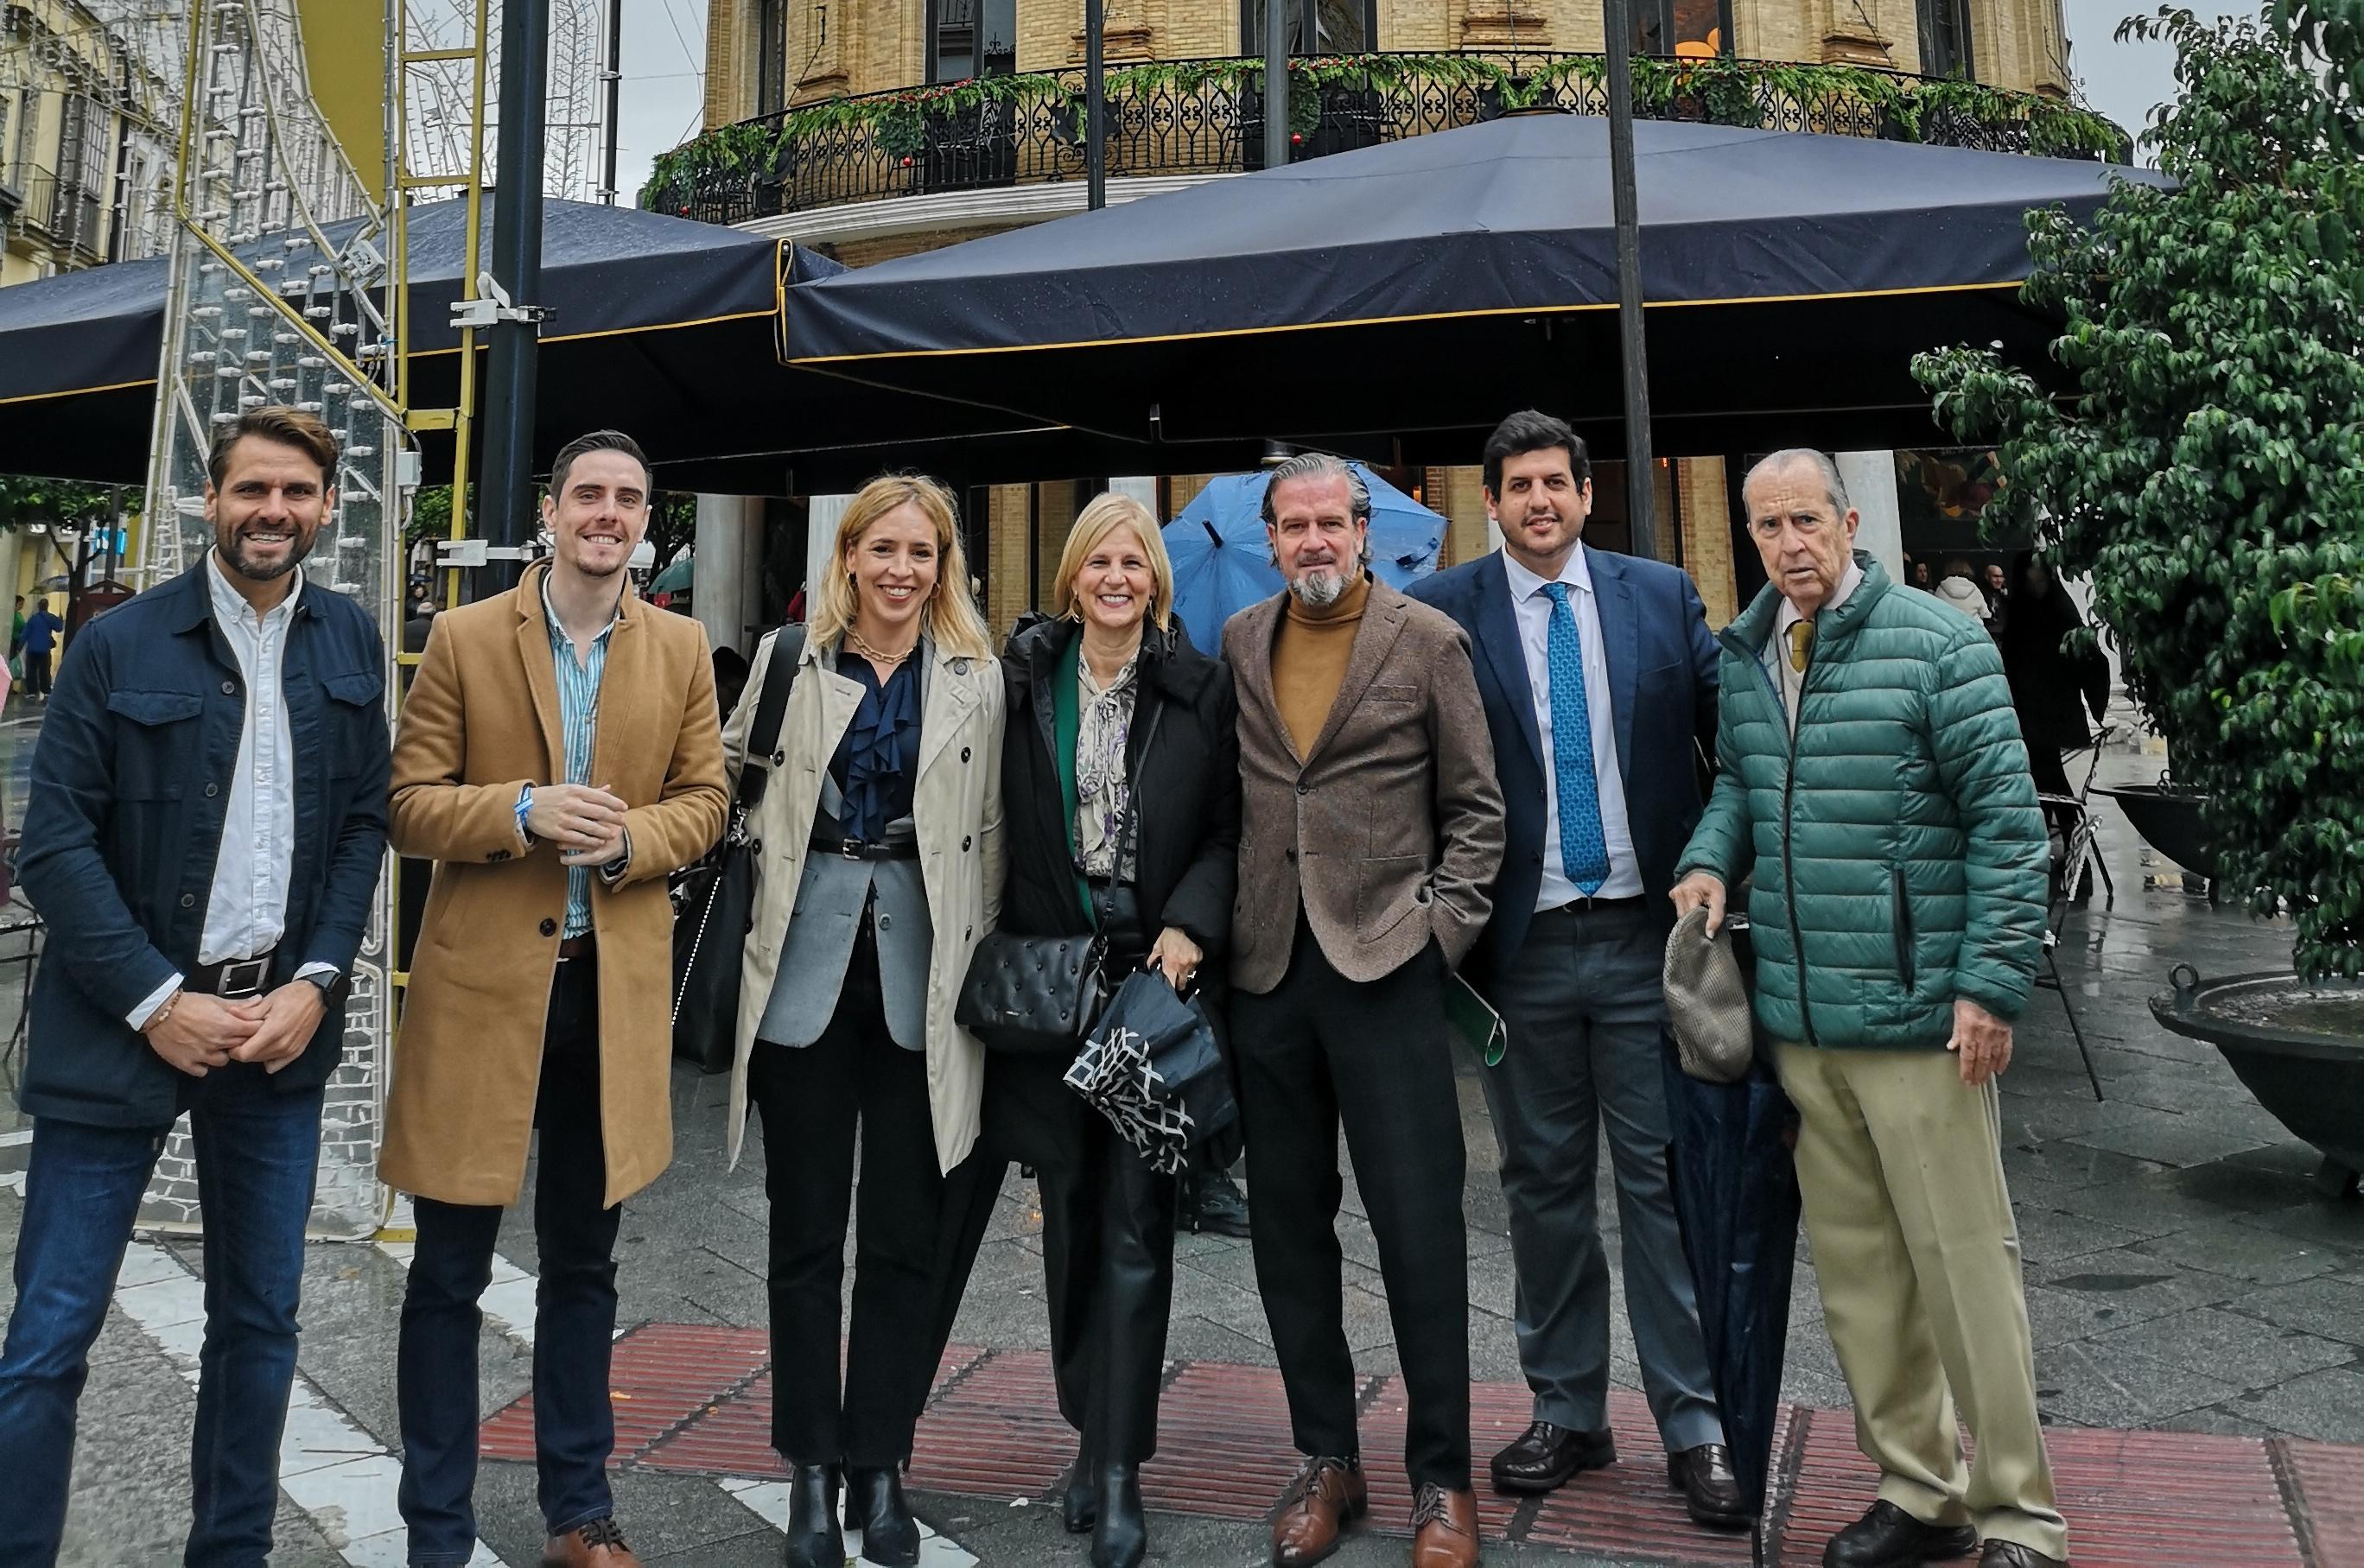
[{"xmin": 960, "ymin": 492, "xmax": 1242, "ymax": 1568}]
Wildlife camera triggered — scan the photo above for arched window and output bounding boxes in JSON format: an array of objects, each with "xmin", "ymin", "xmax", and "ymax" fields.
[{"xmin": 1917, "ymin": 0, "xmax": 1973, "ymax": 76}]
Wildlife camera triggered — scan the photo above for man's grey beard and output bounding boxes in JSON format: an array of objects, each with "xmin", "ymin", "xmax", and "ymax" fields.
[{"xmin": 1288, "ymin": 568, "xmax": 1347, "ymax": 608}]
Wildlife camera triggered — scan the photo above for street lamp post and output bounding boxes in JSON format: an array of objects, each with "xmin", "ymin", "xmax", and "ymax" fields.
[
  {"xmin": 1600, "ymin": 0, "xmax": 1660, "ymax": 562},
  {"xmin": 1084, "ymin": 0, "xmax": 1107, "ymax": 210},
  {"xmin": 477, "ymin": 0, "xmax": 550, "ymax": 594}
]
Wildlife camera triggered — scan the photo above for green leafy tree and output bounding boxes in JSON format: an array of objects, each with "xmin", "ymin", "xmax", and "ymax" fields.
[
  {"xmin": 0, "ymin": 474, "xmax": 124, "ymax": 533},
  {"xmin": 1914, "ymin": 6, "xmax": 2364, "ymax": 980},
  {"xmin": 406, "ymin": 485, "xmax": 696, "ymax": 574}
]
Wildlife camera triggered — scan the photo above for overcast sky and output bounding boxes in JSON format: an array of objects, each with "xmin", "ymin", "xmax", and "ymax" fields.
[{"xmin": 602, "ymin": 0, "xmax": 2263, "ymax": 202}]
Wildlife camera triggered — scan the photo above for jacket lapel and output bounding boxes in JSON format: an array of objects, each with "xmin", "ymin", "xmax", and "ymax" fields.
[
  {"xmin": 588, "ymin": 590, "xmax": 642, "ymax": 790},
  {"xmin": 916, "ymin": 640, "xmax": 981, "ymax": 777},
  {"xmin": 1303, "ymin": 579, "xmax": 1408, "ymax": 767},
  {"xmin": 1474, "ymin": 553, "xmax": 1542, "ymax": 772},
  {"xmin": 808, "ymin": 636, "xmax": 865, "ymax": 769},
  {"xmin": 1588, "ymin": 546, "xmax": 1640, "ymax": 791},
  {"xmin": 514, "ymin": 569, "xmax": 565, "ymax": 779},
  {"xmin": 1230, "ymin": 593, "xmax": 1293, "ymax": 763}
]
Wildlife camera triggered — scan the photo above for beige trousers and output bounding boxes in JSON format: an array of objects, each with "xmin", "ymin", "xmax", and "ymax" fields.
[{"xmin": 1776, "ymin": 1042, "xmax": 2068, "ymax": 1559}]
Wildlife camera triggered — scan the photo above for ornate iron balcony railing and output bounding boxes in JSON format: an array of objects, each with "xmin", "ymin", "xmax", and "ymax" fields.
[{"xmin": 644, "ymin": 52, "xmax": 2126, "ymax": 227}]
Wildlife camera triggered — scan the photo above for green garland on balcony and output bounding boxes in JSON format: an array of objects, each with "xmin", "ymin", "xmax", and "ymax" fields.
[{"xmin": 639, "ymin": 52, "xmax": 2122, "ymax": 210}]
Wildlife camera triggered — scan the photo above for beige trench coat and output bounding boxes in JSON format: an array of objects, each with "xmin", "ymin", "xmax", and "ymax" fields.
[
  {"xmin": 721, "ymin": 628, "xmax": 1005, "ymax": 1174},
  {"xmin": 382, "ymin": 566, "xmax": 728, "ymax": 1208}
]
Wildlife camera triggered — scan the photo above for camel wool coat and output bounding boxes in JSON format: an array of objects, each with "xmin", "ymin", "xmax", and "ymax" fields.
[
  {"xmin": 382, "ymin": 565, "xmax": 728, "ymax": 1208},
  {"xmin": 721, "ymin": 627, "xmax": 1005, "ymax": 1175}
]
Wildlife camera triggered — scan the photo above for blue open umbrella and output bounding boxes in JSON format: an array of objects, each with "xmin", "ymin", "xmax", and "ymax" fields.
[{"xmin": 1163, "ymin": 466, "xmax": 1445, "ymax": 653}]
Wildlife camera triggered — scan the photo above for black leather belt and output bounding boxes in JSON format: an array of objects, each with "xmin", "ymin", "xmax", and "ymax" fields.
[
  {"xmin": 810, "ymin": 833, "xmax": 919, "ymax": 861},
  {"xmin": 557, "ymin": 935, "xmax": 595, "ymax": 962},
  {"xmin": 190, "ymin": 950, "xmax": 274, "ymax": 999},
  {"xmin": 1545, "ymin": 895, "xmax": 1649, "ymax": 916}
]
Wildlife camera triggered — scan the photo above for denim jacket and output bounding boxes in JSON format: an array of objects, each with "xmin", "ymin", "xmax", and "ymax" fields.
[{"xmin": 15, "ymin": 562, "xmax": 391, "ymax": 1127}]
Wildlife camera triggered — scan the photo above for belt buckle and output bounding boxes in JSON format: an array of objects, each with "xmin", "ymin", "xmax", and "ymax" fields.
[
  {"xmin": 219, "ymin": 957, "xmax": 270, "ymax": 998},
  {"xmin": 837, "ymin": 838, "xmax": 861, "ymax": 860}
]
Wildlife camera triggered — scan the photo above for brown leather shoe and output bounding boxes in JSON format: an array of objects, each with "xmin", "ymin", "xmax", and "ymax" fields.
[
  {"xmin": 541, "ymin": 1517, "xmax": 641, "ymax": 1568},
  {"xmin": 1978, "ymin": 1544, "xmax": 2067, "ymax": 1568},
  {"xmin": 1271, "ymin": 1455, "xmax": 1368, "ymax": 1566},
  {"xmin": 1409, "ymin": 1483, "xmax": 1480, "ymax": 1568}
]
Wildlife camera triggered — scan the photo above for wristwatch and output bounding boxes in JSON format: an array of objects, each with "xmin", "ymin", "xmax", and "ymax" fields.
[{"xmin": 302, "ymin": 971, "xmax": 340, "ymax": 996}]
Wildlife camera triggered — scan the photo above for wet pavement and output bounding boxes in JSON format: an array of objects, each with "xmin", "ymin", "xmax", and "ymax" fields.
[{"xmin": 2, "ymin": 700, "xmax": 2361, "ymax": 1565}]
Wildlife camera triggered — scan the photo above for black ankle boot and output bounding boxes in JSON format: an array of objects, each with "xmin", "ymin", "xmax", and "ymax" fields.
[
  {"xmin": 844, "ymin": 1464, "xmax": 920, "ymax": 1567},
  {"xmin": 1063, "ymin": 1443, "xmax": 1098, "ymax": 1533},
  {"xmin": 782, "ymin": 1463, "xmax": 843, "ymax": 1568},
  {"xmin": 1090, "ymin": 1463, "xmax": 1146, "ymax": 1568}
]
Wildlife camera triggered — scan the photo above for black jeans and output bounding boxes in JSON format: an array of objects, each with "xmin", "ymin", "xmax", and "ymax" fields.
[
  {"xmin": 1232, "ymin": 919, "xmax": 1471, "ymax": 1490},
  {"xmin": 397, "ymin": 955, "xmax": 620, "ymax": 1565},
  {"xmin": 750, "ymin": 926, "xmax": 951, "ymax": 1467},
  {"xmin": 22, "ymin": 650, "xmax": 51, "ymax": 697}
]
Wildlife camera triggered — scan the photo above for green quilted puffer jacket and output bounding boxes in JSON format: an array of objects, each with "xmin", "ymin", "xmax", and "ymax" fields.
[{"xmin": 1676, "ymin": 553, "xmax": 2048, "ymax": 1049}]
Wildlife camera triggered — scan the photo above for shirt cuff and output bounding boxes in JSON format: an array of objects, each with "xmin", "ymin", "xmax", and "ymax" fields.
[
  {"xmin": 515, "ymin": 784, "xmax": 537, "ymax": 850},
  {"xmin": 129, "ymin": 974, "xmax": 184, "ymax": 1032},
  {"xmin": 296, "ymin": 962, "xmax": 340, "ymax": 986},
  {"xmin": 598, "ymin": 829, "xmax": 632, "ymax": 886}
]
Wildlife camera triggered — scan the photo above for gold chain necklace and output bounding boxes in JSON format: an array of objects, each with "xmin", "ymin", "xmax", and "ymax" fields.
[{"xmin": 846, "ymin": 626, "xmax": 918, "ymax": 668}]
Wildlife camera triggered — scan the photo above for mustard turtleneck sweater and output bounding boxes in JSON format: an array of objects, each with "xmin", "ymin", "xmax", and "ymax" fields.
[{"xmin": 1273, "ymin": 571, "xmax": 1372, "ymax": 759}]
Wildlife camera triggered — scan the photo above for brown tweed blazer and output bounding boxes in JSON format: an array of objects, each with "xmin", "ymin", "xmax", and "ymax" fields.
[{"xmin": 1222, "ymin": 576, "xmax": 1504, "ymax": 994}]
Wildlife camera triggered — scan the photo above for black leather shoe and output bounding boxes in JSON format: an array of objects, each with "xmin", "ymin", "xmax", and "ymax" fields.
[
  {"xmin": 781, "ymin": 1463, "xmax": 843, "ymax": 1568},
  {"xmin": 1978, "ymin": 1543, "xmax": 2067, "ymax": 1568},
  {"xmin": 1090, "ymin": 1463, "xmax": 1147, "ymax": 1568},
  {"xmin": 1064, "ymin": 1444, "xmax": 1099, "ymax": 1534},
  {"xmin": 1667, "ymin": 1443, "xmax": 1752, "ymax": 1529},
  {"xmin": 1823, "ymin": 1500, "xmax": 1980, "ymax": 1568},
  {"xmin": 1183, "ymin": 1168, "xmax": 1253, "ymax": 1237},
  {"xmin": 1488, "ymin": 1420, "xmax": 1615, "ymax": 1493},
  {"xmin": 844, "ymin": 1464, "xmax": 919, "ymax": 1567}
]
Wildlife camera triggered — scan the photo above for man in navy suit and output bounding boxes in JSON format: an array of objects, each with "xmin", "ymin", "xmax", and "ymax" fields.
[{"xmin": 1411, "ymin": 410, "xmax": 1744, "ymax": 1529}]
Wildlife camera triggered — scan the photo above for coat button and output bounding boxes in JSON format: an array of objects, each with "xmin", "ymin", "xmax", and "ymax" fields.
[
  {"xmin": 962, "ymin": 835, "xmax": 972, "ymax": 851},
  {"xmin": 179, "ymin": 892, "xmax": 196, "ymax": 908},
  {"xmin": 1296, "ymin": 783, "xmax": 1311, "ymax": 796},
  {"xmin": 539, "ymin": 917, "xmax": 557, "ymax": 936},
  {"xmin": 961, "ymin": 746, "xmax": 971, "ymax": 762},
  {"xmin": 220, "ymin": 680, "xmax": 237, "ymax": 695},
  {"xmin": 204, "ymin": 783, "xmax": 219, "ymax": 797},
  {"xmin": 1285, "ymin": 847, "xmax": 1297, "ymax": 862},
  {"xmin": 772, "ymin": 750, "xmax": 785, "ymax": 766},
  {"xmin": 877, "ymin": 913, "xmax": 892, "ymax": 931}
]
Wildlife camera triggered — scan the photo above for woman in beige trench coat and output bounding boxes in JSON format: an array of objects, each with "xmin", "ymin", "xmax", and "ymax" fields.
[{"xmin": 720, "ymin": 473, "xmax": 1004, "ymax": 1568}]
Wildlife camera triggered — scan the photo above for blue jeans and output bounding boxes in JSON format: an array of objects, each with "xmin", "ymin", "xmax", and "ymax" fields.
[
  {"xmin": 397, "ymin": 955, "xmax": 619, "ymax": 1565},
  {"xmin": 0, "ymin": 1065, "xmax": 325, "ymax": 1568}
]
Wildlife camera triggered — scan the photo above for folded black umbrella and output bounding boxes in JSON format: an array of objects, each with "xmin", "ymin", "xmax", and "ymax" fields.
[
  {"xmin": 1662, "ymin": 1043, "xmax": 1803, "ymax": 1525},
  {"xmin": 1065, "ymin": 970, "xmax": 1237, "ymax": 1177}
]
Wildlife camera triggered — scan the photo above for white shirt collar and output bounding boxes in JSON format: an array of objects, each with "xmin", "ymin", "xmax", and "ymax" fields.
[
  {"xmin": 1500, "ymin": 544, "xmax": 1593, "ymax": 603},
  {"xmin": 206, "ymin": 549, "xmax": 302, "ymax": 627},
  {"xmin": 1776, "ymin": 559, "xmax": 1864, "ymax": 639}
]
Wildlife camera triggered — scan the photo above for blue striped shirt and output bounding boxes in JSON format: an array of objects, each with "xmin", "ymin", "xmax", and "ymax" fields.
[{"xmin": 543, "ymin": 571, "xmax": 621, "ymax": 938}]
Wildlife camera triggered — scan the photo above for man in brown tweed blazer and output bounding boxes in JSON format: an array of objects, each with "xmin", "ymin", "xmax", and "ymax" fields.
[{"xmin": 1221, "ymin": 453, "xmax": 1504, "ymax": 1568}]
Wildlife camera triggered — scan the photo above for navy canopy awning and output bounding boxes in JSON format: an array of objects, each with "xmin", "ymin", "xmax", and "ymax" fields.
[
  {"xmin": 0, "ymin": 198, "xmax": 1216, "ymax": 490},
  {"xmin": 779, "ymin": 113, "xmax": 2166, "ymax": 460}
]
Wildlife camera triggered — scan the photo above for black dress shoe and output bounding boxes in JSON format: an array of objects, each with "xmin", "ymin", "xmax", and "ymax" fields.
[
  {"xmin": 1182, "ymin": 1168, "xmax": 1253, "ymax": 1237},
  {"xmin": 1090, "ymin": 1463, "xmax": 1147, "ymax": 1568},
  {"xmin": 1978, "ymin": 1543, "xmax": 2067, "ymax": 1567},
  {"xmin": 1488, "ymin": 1420, "xmax": 1616, "ymax": 1493},
  {"xmin": 1064, "ymin": 1444, "xmax": 1099, "ymax": 1534},
  {"xmin": 781, "ymin": 1463, "xmax": 843, "ymax": 1568},
  {"xmin": 844, "ymin": 1464, "xmax": 919, "ymax": 1567},
  {"xmin": 1667, "ymin": 1443, "xmax": 1752, "ymax": 1530},
  {"xmin": 1823, "ymin": 1500, "xmax": 1980, "ymax": 1568}
]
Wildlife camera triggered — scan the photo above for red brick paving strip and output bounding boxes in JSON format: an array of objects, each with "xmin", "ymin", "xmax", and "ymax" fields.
[{"xmin": 482, "ymin": 1331, "xmax": 2359, "ymax": 1564}]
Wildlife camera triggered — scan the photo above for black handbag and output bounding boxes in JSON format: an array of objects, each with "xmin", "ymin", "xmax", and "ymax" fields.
[
  {"xmin": 670, "ymin": 629, "xmax": 802, "ymax": 1072},
  {"xmin": 956, "ymin": 697, "xmax": 1163, "ymax": 1055}
]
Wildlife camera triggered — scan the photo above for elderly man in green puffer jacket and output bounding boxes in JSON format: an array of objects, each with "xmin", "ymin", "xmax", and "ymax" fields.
[{"xmin": 1672, "ymin": 450, "xmax": 2066, "ymax": 1568}]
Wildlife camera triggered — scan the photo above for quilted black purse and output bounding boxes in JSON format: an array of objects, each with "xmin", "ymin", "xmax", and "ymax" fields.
[{"xmin": 670, "ymin": 629, "xmax": 801, "ymax": 1073}]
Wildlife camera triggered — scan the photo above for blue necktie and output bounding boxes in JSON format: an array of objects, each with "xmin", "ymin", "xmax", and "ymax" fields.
[{"xmin": 1541, "ymin": 582, "xmax": 1610, "ymax": 895}]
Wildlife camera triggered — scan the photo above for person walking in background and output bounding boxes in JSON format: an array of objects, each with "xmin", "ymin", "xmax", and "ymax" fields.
[
  {"xmin": 1223, "ymin": 453, "xmax": 1503, "ymax": 1568},
  {"xmin": 1672, "ymin": 450, "xmax": 2067, "ymax": 1568},
  {"xmin": 720, "ymin": 473, "xmax": 1003, "ymax": 1568},
  {"xmin": 384, "ymin": 429, "xmax": 728, "ymax": 1568},
  {"xmin": 0, "ymin": 408, "xmax": 388, "ymax": 1565},
  {"xmin": 974, "ymin": 492, "xmax": 1241, "ymax": 1568},
  {"xmin": 1932, "ymin": 560, "xmax": 1991, "ymax": 625},
  {"xmin": 9, "ymin": 594, "xmax": 26, "ymax": 681},
  {"xmin": 1409, "ymin": 411, "xmax": 1745, "ymax": 1530},
  {"xmin": 1994, "ymin": 550, "xmax": 2110, "ymax": 842},
  {"xmin": 20, "ymin": 597, "xmax": 65, "ymax": 698},
  {"xmin": 1909, "ymin": 560, "xmax": 1937, "ymax": 593},
  {"xmin": 1980, "ymin": 562, "xmax": 2011, "ymax": 619}
]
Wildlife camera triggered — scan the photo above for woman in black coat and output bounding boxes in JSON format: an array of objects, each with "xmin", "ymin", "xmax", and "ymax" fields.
[
  {"xmin": 1995, "ymin": 549, "xmax": 2109, "ymax": 816},
  {"xmin": 980, "ymin": 492, "xmax": 1241, "ymax": 1568}
]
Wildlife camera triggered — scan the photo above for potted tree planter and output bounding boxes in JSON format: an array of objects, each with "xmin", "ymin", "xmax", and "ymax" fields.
[{"xmin": 1916, "ymin": 5, "xmax": 2364, "ymax": 1192}]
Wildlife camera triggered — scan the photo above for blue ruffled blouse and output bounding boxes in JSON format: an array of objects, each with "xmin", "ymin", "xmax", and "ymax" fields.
[{"xmin": 829, "ymin": 648, "xmax": 920, "ymax": 841}]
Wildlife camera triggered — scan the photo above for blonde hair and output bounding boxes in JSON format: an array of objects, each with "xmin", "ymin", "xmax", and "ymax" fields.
[
  {"xmin": 1052, "ymin": 492, "xmax": 1173, "ymax": 632},
  {"xmin": 808, "ymin": 473, "xmax": 994, "ymax": 660}
]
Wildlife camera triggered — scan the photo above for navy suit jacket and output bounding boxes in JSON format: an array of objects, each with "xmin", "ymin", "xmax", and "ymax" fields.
[{"xmin": 1411, "ymin": 544, "xmax": 1720, "ymax": 989}]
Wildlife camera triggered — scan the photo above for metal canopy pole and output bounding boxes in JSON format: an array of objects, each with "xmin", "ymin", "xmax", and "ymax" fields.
[
  {"xmin": 477, "ymin": 0, "xmax": 550, "ymax": 594},
  {"xmin": 1601, "ymin": 0, "xmax": 1660, "ymax": 561},
  {"xmin": 600, "ymin": 0, "xmax": 623, "ymax": 205},
  {"xmin": 1263, "ymin": 0, "xmax": 1288, "ymax": 170},
  {"xmin": 1084, "ymin": 0, "xmax": 1107, "ymax": 210}
]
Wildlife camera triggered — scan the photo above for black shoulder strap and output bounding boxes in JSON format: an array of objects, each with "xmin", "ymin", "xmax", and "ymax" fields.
[{"xmin": 737, "ymin": 626, "xmax": 806, "ymax": 810}]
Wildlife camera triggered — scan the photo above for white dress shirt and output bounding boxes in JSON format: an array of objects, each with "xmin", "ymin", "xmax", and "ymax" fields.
[
  {"xmin": 128, "ymin": 555, "xmax": 335, "ymax": 1029},
  {"xmin": 1501, "ymin": 547, "xmax": 1643, "ymax": 905},
  {"xmin": 1770, "ymin": 560, "xmax": 1865, "ymax": 731}
]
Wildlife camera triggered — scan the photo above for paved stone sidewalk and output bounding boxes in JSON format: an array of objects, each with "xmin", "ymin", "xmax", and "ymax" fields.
[{"xmin": 3, "ymin": 714, "xmax": 2363, "ymax": 1564}]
